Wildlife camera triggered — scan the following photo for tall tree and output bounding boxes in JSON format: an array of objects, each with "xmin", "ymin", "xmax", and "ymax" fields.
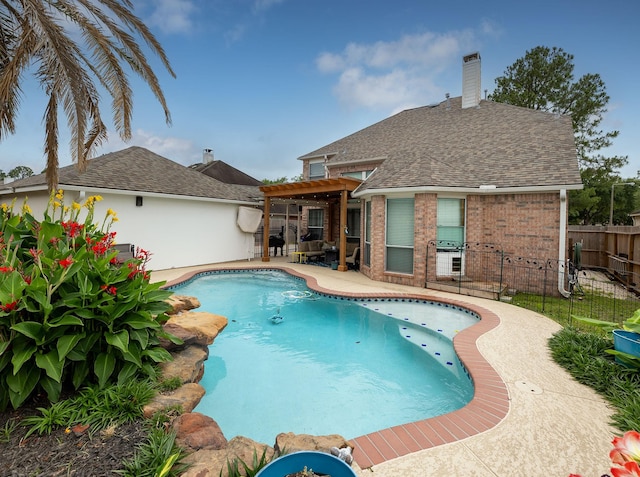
[
  {"xmin": 8, "ymin": 165, "xmax": 33, "ymax": 179},
  {"xmin": 490, "ymin": 46, "xmax": 634, "ymax": 224},
  {"xmin": 0, "ymin": 0, "xmax": 175, "ymax": 191}
]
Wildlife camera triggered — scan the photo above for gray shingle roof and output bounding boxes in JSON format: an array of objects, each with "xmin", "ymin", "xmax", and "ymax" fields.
[
  {"xmin": 300, "ymin": 97, "xmax": 582, "ymax": 192},
  {"xmin": 190, "ymin": 160, "xmax": 264, "ymax": 186},
  {"xmin": 1, "ymin": 146, "xmax": 262, "ymax": 203}
]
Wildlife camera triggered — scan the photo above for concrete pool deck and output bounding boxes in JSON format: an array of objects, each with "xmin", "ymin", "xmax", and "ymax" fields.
[{"xmin": 153, "ymin": 258, "xmax": 616, "ymax": 477}]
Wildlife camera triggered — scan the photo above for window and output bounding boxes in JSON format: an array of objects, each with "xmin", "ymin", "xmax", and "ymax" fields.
[
  {"xmin": 386, "ymin": 198, "xmax": 414, "ymax": 274},
  {"xmin": 364, "ymin": 201, "xmax": 371, "ymax": 267},
  {"xmin": 309, "ymin": 161, "xmax": 325, "ymax": 180},
  {"xmin": 341, "ymin": 170, "xmax": 374, "ymax": 180},
  {"xmin": 437, "ymin": 198, "xmax": 465, "ymax": 248},
  {"xmin": 347, "ymin": 208, "xmax": 360, "ymax": 239},
  {"xmin": 307, "ymin": 209, "xmax": 324, "ymax": 240}
]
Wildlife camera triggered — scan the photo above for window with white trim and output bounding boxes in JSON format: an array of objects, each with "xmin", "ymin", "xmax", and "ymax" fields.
[
  {"xmin": 341, "ymin": 170, "xmax": 374, "ymax": 180},
  {"xmin": 437, "ymin": 198, "xmax": 465, "ymax": 248},
  {"xmin": 308, "ymin": 160, "xmax": 325, "ymax": 180},
  {"xmin": 385, "ymin": 198, "xmax": 414, "ymax": 274}
]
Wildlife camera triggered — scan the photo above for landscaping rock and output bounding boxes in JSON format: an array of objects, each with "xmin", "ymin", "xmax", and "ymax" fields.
[
  {"xmin": 160, "ymin": 344, "xmax": 209, "ymax": 384},
  {"xmin": 173, "ymin": 412, "xmax": 227, "ymax": 452},
  {"xmin": 162, "ymin": 311, "xmax": 228, "ymax": 349},
  {"xmin": 142, "ymin": 382, "xmax": 206, "ymax": 418},
  {"xmin": 274, "ymin": 432, "xmax": 354, "ymax": 455},
  {"xmin": 167, "ymin": 295, "xmax": 201, "ymax": 314},
  {"xmin": 181, "ymin": 436, "xmax": 274, "ymax": 477}
]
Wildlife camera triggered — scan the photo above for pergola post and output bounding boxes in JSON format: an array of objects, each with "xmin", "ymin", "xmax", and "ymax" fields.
[
  {"xmin": 338, "ymin": 189, "xmax": 348, "ymax": 271},
  {"xmin": 262, "ymin": 197, "xmax": 271, "ymax": 262}
]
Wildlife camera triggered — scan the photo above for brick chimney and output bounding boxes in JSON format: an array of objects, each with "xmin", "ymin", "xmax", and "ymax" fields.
[{"xmin": 462, "ymin": 52, "xmax": 481, "ymax": 109}]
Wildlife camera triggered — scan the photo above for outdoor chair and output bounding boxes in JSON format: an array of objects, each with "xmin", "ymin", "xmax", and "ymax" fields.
[{"xmin": 345, "ymin": 247, "xmax": 360, "ymax": 270}]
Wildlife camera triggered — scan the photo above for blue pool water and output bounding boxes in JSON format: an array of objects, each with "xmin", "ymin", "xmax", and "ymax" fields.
[{"xmin": 170, "ymin": 269, "xmax": 477, "ymax": 443}]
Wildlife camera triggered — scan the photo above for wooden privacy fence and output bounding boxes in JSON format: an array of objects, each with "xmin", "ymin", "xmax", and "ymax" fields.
[{"xmin": 568, "ymin": 225, "xmax": 640, "ymax": 295}]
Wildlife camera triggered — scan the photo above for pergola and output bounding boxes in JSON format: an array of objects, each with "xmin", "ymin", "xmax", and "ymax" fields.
[{"xmin": 259, "ymin": 177, "xmax": 362, "ymax": 271}]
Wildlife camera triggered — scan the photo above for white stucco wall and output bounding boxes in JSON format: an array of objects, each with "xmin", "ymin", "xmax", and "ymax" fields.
[{"xmin": 1, "ymin": 190, "xmax": 260, "ymax": 271}]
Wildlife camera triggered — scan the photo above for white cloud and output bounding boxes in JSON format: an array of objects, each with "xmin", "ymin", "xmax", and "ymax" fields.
[
  {"xmin": 98, "ymin": 130, "xmax": 200, "ymax": 166},
  {"xmin": 316, "ymin": 27, "xmax": 488, "ymax": 111},
  {"xmin": 146, "ymin": 0, "xmax": 197, "ymax": 35}
]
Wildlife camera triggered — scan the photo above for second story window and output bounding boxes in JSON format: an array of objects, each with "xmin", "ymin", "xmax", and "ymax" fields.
[{"xmin": 309, "ymin": 160, "xmax": 325, "ymax": 180}]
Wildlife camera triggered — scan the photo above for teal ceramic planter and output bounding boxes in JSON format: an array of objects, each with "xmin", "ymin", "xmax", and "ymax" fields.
[
  {"xmin": 255, "ymin": 451, "xmax": 357, "ymax": 477},
  {"xmin": 613, "ymin": 330, "xmax": 640, "ymax": 357}
]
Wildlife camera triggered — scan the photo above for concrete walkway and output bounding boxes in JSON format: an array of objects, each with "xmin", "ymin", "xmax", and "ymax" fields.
[{"xmin": 153, "ymin": 258, "xmax": 616, "ymax": 477}]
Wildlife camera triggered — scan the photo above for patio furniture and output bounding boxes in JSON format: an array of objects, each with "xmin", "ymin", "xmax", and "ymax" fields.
[
  {"xmin": 290, "ymin": 251, "xmax": 307, "ymax": 263},
  {"xmin": 345, "ymin": 246, "xmax": 360, "ymax": 270},
  {"xmin": 298, "ymin": 240, "xmax": 325, "ymax": 261}
]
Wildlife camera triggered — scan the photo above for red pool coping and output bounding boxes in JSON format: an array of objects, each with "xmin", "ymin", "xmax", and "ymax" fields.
[{"xmin": 163, "ymin": 266, "xmax": 509, "ymax": 469}]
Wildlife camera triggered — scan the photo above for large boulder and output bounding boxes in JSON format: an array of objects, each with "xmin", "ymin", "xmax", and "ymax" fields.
[
  {"xmin": 181, "ymin": 436, "xmax": 275, "ymax": 477},
  {"xmin": 143, "ymin": 382, "xmax": 206, "ymax": 418},
  {"xmin": 162, "ymin": 311, "xmax": 228, "ymax": 350},
  {"xmin": 173, "ymin": 412, "xmax": 227, "ymax": 452},
  {"xmin": 160, "ymin": 345, "xmax": 209, "ymax": 384},
  {"xmin": 274, "ymin": 432, "xmax": 354, "ymax": 455},
  {"xmin": 166, "ymin": 295, "xmax": 201, "ymax": 314}
]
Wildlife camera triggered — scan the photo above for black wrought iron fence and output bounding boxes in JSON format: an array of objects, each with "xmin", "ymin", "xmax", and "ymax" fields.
[
  {"xmin": 426, "ymin": 241, "xmax": 639, "ymax": 324},
  {"xmin": 254, "ymin": 224, "xmax": 298, "ymax": 258}
]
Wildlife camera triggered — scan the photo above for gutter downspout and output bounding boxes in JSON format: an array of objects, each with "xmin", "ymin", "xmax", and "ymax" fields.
[{"xmin": 558, "ymin": 189, "xmax": 571, "ymax": 297}]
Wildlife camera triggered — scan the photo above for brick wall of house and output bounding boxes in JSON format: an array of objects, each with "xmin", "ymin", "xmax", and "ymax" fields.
[
  {"xmin": 466, "ymin": 193, "xmax": 560, "ymax": 258},
  {"xmin": 362, "ymin": 191, "xmax": 562, "ymax": 289}
]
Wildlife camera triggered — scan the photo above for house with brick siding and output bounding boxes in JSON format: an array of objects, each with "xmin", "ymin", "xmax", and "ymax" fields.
[{"xmin": 292, "ymin": 53, "xmax": 583, "ymax": 294}]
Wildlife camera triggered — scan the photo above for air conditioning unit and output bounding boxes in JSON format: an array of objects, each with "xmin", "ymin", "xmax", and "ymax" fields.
[{"xmin": 436, "ymin": 251, "xmax": 465, "ymax": 276}]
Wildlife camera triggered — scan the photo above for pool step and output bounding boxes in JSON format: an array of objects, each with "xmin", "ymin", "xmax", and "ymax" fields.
[{"xmin": 398, "ymin": 324, "xmax": 460, "ymax": 372}]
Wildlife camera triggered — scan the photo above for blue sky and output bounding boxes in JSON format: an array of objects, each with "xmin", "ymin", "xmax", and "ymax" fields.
[{"xmin": 2, "ymin": 0, "xmax": 638, "ymax": 181}]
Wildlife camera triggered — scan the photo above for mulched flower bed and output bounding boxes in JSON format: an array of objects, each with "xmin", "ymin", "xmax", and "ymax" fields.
[{"xmin": 0, "ymin": 399, "xmax": 148, "ymax": 477}]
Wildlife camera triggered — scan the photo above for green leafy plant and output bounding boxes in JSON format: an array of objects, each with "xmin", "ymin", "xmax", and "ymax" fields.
[
  {"xmin": 117, "ymin": 426, "xmax": 189, "ymax": 477},
  {"xmin": 572, "ymin": 308, "xmax": 640, "ymax": 369},
  {"xmin": 222, "ymin": 448, "xmax": 272, "ymax": 477},
  {"xmin": 549, "ymin": 327, "xmax": 640, "ymax": 431},
  {"xmin": 0, "ymin": 192, "xmax": 181, "ymax": 410},
  {"xmin": 21, "ymin": 380, "xmax": 158, "ymax": 438},
  {"xmin": 0, "ymin": 417, "xmax": 17, "ymax": 443}
]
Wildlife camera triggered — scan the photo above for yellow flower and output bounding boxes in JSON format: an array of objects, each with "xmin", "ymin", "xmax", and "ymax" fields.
[
  {"xmin": 1, "ymin": 203, "xmax": 7, "ymax": 212},
  {"xmin": 112, "ymin": 216, "xmax": 119, "ymax": 222},
  {"xmin": 55, "ymin": 189, "xmax": 64, "ymax": 200},
  {"xmin": 106, "ymin": 208, "xmax": 117, "ymax": 217},
  {"xmin": 22, "ymin": 204, "xmax": 32, "ymax": 214},
  {"xmin": 53, "ymin": 201, "xmax": 61, "ymax": 209},
  {"xmin": 84, "ymin": 195, "xmax": 103, "ymax": 208},
  {"xmin": 71, "ymin": 202, "xmax": 81, "ymax": 211}
]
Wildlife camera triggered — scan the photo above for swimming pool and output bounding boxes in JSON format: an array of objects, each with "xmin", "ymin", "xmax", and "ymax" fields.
[{"xmin": 170, "ymin": 269, "xmax": 478, "ymax": 444}]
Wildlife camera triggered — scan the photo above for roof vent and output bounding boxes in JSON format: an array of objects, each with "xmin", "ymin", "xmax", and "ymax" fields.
[{"xmin": 462, "ymin": 52, "xmax": 481, "ymax": 109}]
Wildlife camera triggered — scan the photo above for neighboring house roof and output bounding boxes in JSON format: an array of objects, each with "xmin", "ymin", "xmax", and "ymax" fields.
[
  {"xmin": 300, "ymin": 97, "xmax": 582, "ymax": 194},
  {"xmin": 190, "ymin": 160, "xmax": 264, "ymax": 186},
  {"xmin": 0, "ymin": 146, "xmax": 262, "ymax": 203}
]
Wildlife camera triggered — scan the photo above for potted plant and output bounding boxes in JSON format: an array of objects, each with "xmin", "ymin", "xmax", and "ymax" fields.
[
  {"xmin": 573, "ymin": 308, "xmax": 640, "ymax": 368},
  {"xmin": 255, "ymin": 451, "xmax": 357, "ymax": 477}
]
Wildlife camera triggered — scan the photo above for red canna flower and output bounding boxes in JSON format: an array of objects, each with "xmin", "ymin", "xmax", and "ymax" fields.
[
  {"xmin": 0, "ymin": 266, "xmax": 13, "ymax": 273},
  {"xmin": 61, "ymin": 221, "xmax": 84, "ymax": 238},
  {"xmin": 59, "ymin": 257, "xmax": 73, "ymax": 268},
  {"xmin": 1, "ymin": 301, "xmax": 18, "ymax": 312},
  {"xmin": 100, "ymin": 284, "xmax": 117, "ymax": 295}
]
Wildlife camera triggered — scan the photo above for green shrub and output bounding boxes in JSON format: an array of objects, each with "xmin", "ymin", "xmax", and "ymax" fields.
[
  {"xmin": 549, "ymin": 327, "xmax": 640, "ymax": 431},
  {"xmin": 117, "ymin": 426, "xmax": 189, "ymax": 477},
  {"xmin": 0, "ymin": 192, "xmax": 180, "ymax": 410}
]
